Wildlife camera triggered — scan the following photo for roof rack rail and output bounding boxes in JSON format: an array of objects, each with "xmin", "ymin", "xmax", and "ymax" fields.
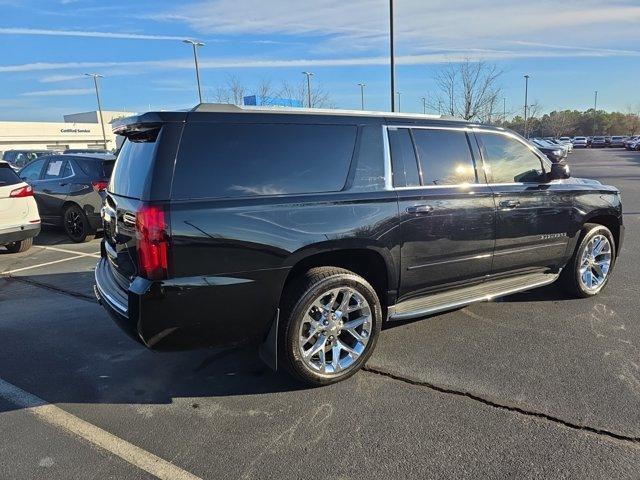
[{"xmin": 190, "ymin": 103, "xmax": 460, "ymax": 121}]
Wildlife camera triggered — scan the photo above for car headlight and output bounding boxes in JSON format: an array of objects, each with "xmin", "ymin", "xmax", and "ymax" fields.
[{"xmin": 554, "ymin": 149, "xmax": 562, "ymax": 155}]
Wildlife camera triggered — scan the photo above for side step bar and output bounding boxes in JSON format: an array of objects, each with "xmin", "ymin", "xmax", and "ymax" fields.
[{"xmin": 388, "ymin": 271, "xmax": 559, "ymax": 321}]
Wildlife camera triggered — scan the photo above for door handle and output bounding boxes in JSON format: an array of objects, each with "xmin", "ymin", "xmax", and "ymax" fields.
[
  {"xmin": 406, "ymin": 204, "xmax": 434, "ymax": 214},
  {"xmin": 499, "ymin": 200, "xmax": 520, "ymax": 209},
  {"xmin": 59, "ymin": 182, "xmax": 68, "ymax": 187},
  {"xmin": 42, "ymin": 189, "xmax": 52, "ymax": 194}
]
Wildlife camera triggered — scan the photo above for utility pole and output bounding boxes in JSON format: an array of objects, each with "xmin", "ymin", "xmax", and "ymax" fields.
[
  {"xmin": 84, "ymin": 73, "xmax": 107, "ymax": 150},
  {"xmin": 389, "ymin": 0, "xmax": 395, "ymax": 112},
  {"xmin": 421, "ymin": 96, "xmax": 427, "ymax": 114},
  {"xmin": 523, "ymin": 74, "xmax": 530, "ymax": 138},
  {"xmin": 593, "ymin": 90, "xmax": 598, "ymax": 136},
  {"xmin": 358, "ymin": 83, "xmax": 366, "ymax": 110},
  {"xmin": 302, "ymin": 71, "xmax": 314, "ymax": 108},
  {"xmin": 183, "ymin": 39, "xmax": 205, "ymax": 103}
]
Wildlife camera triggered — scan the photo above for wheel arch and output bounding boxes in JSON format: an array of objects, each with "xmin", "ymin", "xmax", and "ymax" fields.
[
  {"xmin": 281, "ymin": 245, "xmax": 397, "ymax": 309},
  {"xmin": 583, "ymin": 213, "xmax": 622, "ymax": 256}
]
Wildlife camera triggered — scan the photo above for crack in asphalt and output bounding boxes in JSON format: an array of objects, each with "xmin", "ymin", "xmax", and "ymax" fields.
[
  {"xmin": 4, "ymin": 275, "xmax": 96, "ymax": 303},
  {"xmin": 363, "ymin": 365, "xmax": 640, "ymax": 446}
]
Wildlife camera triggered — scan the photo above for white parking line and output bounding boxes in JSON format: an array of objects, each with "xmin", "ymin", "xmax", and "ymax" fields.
[
  {"xmin": 2, "ymin": 254, "xmax": 97, "ymax": 275},
  {"xmin": 39, "ymin": 246, "xmax": 101, "ymax": 258},
  {"xmin": 0, "ymin": 378, "xmax": 202, "ymax": 480}
]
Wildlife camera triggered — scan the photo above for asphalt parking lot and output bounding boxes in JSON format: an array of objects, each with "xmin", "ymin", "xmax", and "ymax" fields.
[{"xmin": 1, "ymin": 148, "xmax": 639, "ymax": 479}]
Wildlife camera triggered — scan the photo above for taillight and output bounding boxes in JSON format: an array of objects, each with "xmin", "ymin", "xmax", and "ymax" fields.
[
  {"xmin": 92, "ymin": 180, "xmax": 109, "ymax": 192},
  {"xmin": 10, "ymin": 185, "xmax": 33, "ymax": 197},
  {"xmin": 135, "ymin": 205, "xmax": 169, "ymax": 280}
]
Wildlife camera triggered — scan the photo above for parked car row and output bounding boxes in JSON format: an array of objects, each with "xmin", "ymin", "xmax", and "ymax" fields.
[
  {"xmin": 1, "ymin": 151, "xmax": 116, "ymax": 251},
  {"xmin": 1, "ymin": 148, "xmax": 112, "ymax": 171}
]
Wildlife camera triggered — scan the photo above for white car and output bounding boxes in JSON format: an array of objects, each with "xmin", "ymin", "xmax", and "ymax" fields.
[
  {"xmin": 0, "ymin": 161, "xmax": 40, "ymax": 253},
  {"xmin": 572, "ymin": 136, "xmax": 588, "ymax": 148}
]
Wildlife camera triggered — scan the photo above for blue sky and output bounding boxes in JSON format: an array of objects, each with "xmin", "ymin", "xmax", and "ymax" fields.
[{"xmin": 1, "ymin": 0, "xmax": 639, "ymax": 121}]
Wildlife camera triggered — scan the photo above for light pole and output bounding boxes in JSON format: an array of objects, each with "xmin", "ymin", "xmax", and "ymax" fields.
[
  {"xmin": 84, "ymin": 73, "xmax": 107, "ymax": 150},
  {"xmin": 302, "ymin": 71, "xmax": 314, "ymax": 108},
  {"xmin": 389, "ymin": 0, "xmax": 395, "ymax": 112},
  {"xmin": 396, "ymin": 91, "xmax": 401, "ymax": 112},
  {"xmin": 523, "ymin": 74, "xmax": 530, "ymax": 138},
  {"xmin": 421, "ymin": 96, "xmax": 427, "ymax": 114},
  {"xmin": 593, "ymin": 90, "xmax": 598, "ymax": 136},
  {"xmin": 358, "ymin": 83, "xmax": 366, "ymax": 110},
  {"xmin": 438, "ymin": 99, "xmax": 443, "ymax": 115},
  {"xmin": 183, "ymin": 39, "xmax": 205, "ymax": 103}
]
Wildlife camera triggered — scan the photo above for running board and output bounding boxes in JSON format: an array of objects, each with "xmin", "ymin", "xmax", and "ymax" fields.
[{"xmin": 388, "ymin": 271, "xmax": 559, "ymax": 321}]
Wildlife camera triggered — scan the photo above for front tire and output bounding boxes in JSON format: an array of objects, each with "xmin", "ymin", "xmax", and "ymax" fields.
[
  {"xmin": 279, "ymin": 267, "xmax": 382, "ymax": 386},
  {"xmin": 560, "ymin": 223, "xmax": 616, "ymax": 298},
  {"xmin": 63, "ymin": 205, "xmax": 95, "ymax": 243},
  {"xmin": 5, "ymin": 237, "xmax": 33, "ymax": 253}
]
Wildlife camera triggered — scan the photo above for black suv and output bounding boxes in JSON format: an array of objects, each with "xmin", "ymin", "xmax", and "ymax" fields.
[
  {"xmin": 94, "ymin": 104, "xmax": 624, "ymax": 386},
  {"xmin": 19, "ymin": 153, "xmax": 115, "ymax": 242}
]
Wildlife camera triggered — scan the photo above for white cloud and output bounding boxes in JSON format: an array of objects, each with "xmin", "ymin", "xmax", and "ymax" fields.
[
  {"xmin": 150, "ymin": 0, "xmax": 640, "ymax": 55},
  {"xmin": 0, "ymin": 27, "xmax": 186, "ymax": 41},
  {"xmin": 38, "ymin": 74, "xmax": 86, "ymax": 83},
  {"xmin": 20, "ymin": 88, "xmax": 94, "ymax": 97}
]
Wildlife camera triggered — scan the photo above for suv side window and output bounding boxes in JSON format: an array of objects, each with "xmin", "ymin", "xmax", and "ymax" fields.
[
  {"xmin": 388, "ymin": 128, "xmax": 420, "ymax": 188},
  {"xmin": 173, "ymin": 123, "xmax": 357, "ymax": 199},
  {"xmin": 19, "ymin": 158, "xmax": 46, "ymax": 182},
  {"xmin": 476, "ymin": 132, "xmax": 544, "ymax": 183},
  {"xmin": 411, "ymin": 129, "xmax": 477, "ymax": 185}
]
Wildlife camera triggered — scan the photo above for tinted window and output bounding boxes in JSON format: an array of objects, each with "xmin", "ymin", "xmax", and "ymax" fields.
[
  {"xmin": 0, "ymin": 164, "xmax": 21, "ymax": 187},
  {"xmin": 477, "ymin": 132, "xmax": 544, "ymax": 183},
  {"xmin": 350, "ymin": 125, "xmax": 386, "ymax": 192},
  {"xmin": 77, "ymin": 159, "xmax": 115, "ymax": 178},
  {"xmin": 109, "ymin": 137, "xmax": 158, "ymax": 199},
  {"xmin": 19, "ymin": 158, "xmax": 46, "ymax": 182},
  {"xmin": 43, "ymin": 159, "xmax": 70, "ymax": 179},
  {"xmin": 412, "ymin": 129, "xmax": 476, "ymax": 185},
  {"xmin": 388, "ymin": 128, "xmax": 420, "ymax": 187},
  {"xmin": 172, "ymin": 123, "xmax": 357, "ymax": 199}
]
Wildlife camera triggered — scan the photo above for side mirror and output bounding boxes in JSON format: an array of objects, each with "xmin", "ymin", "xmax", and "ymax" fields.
[{"xmin": 549, "ymin": 162, "xmax": 570, "ymax": 180}]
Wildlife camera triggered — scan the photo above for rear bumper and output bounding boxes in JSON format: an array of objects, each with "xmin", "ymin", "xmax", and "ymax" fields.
[
  {"xmin": 94, "ymin": 257, "xmax": 285, "ymax": 349},
  {"xmin": 0, "ymin": 223, "xmax": 40, "ymax": 245}
]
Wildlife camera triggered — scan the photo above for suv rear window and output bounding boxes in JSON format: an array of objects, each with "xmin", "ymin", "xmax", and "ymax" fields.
[
  {"xmin": 77, "ymin": 158, "xmax": 115, "ymax": 178},
  {"xmin": 0, "ymin": 163, "xmax": 21, "ymax": 187},
  {"xmin": 109, "ymin": 136, "xmax": 158, "ymax": 199},
  {"xmin": 172, "ymin": 123, "xmax": 357, "ymax": 199}
]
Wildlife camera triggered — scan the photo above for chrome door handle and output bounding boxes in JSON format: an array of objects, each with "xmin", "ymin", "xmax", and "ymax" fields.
[
  {"xmin": 406, "ymin": 204, "xmax": 434, "ymax": 214},
  {"xmin": 499, "ymin": 200, "xmax": 520, "ymax": 209}
]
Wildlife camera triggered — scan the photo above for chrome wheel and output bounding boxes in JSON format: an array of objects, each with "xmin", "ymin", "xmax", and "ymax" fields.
[
  {"xmin": 578, "ymin": 234, "xmax": 612, "ymax": 291},
  {"xmin": 297, "ymin": 287, "xmax": 372, "ymax": 376}
]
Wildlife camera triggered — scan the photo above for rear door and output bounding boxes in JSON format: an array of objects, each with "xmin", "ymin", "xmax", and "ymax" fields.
[
  {"xmin": 474, "ymin": 130, "xmax": 577, "ymax": 276},
  {"xmin": 391, "ymin": 126, "xmax": 496, "ymax": 300},
  {"xmin": 38, "ymin": 157, "xmax": 73, "ymax": 220}
]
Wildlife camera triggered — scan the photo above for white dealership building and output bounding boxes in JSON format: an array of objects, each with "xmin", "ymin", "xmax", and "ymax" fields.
[{"xmin": 0, "ymin": 110, "xmax": 134, "ymax": 154}]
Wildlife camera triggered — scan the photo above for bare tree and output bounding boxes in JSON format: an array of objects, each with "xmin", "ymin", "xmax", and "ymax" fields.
[
  {"xmin": 431, "ymin": 58, "xmax": 503, "ymax": 120},
  {"xmin": 544, "ymin": 110, "xmax": 573, "ymax": 138},
  {"xmin": 278, "ymin": 79, "xmax": 332, "ymax": 108},
  {"xmin": 226, "ymin": 75, "xmax": 246, "ymax": 105}
]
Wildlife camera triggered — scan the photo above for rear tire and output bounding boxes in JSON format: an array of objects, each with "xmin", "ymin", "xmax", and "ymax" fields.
[
  {"xmin": 560, "ymin": 223, "xmax": 616, "ymax": 298},
  {"xmin": 279, "ymin": 267, "xmax": 382, "ymax": 386},
  {"xmin": 5, "ymin": 237, "xmax": 33, "ymax": 253},
  {"xmin": 63, "ymin": 204, "xmax": 95, "ymax": 243}
]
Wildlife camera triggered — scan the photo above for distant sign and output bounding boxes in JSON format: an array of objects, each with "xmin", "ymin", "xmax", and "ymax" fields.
[
  {"xmin": 243, "ymin": 95, "xmax": 303, "ymax": 108},
  {"xmin": 60, "ymin": 128, "xmax": 91, "ymax": 133}
]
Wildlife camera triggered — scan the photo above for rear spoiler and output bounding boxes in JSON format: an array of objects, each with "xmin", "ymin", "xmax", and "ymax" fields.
[{"xmin": 111, "ymin": 111, "xmax": 188, "ymax": 137}]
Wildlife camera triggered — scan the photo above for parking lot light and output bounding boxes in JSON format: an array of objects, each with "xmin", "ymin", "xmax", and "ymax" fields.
[
  {"xmin": 183, "ymin": 39, "xmax": 205, "ymax": 104},
  {"xmin": 83, "ymin": 73, "xmax": 107, "ymax": 150},
  {"xmin": 302, "ymin": 72, "xmax": 314, "ymax": 108}
]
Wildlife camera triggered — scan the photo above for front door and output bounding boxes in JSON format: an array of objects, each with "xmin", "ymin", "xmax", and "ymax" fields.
[
  {"xmin": 389, "ymin": 126, "xmax": 496, "ymax": 301},
  {"xmin": 473, "ymin": 130, "xmax": 578, "ymax": 276}
]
